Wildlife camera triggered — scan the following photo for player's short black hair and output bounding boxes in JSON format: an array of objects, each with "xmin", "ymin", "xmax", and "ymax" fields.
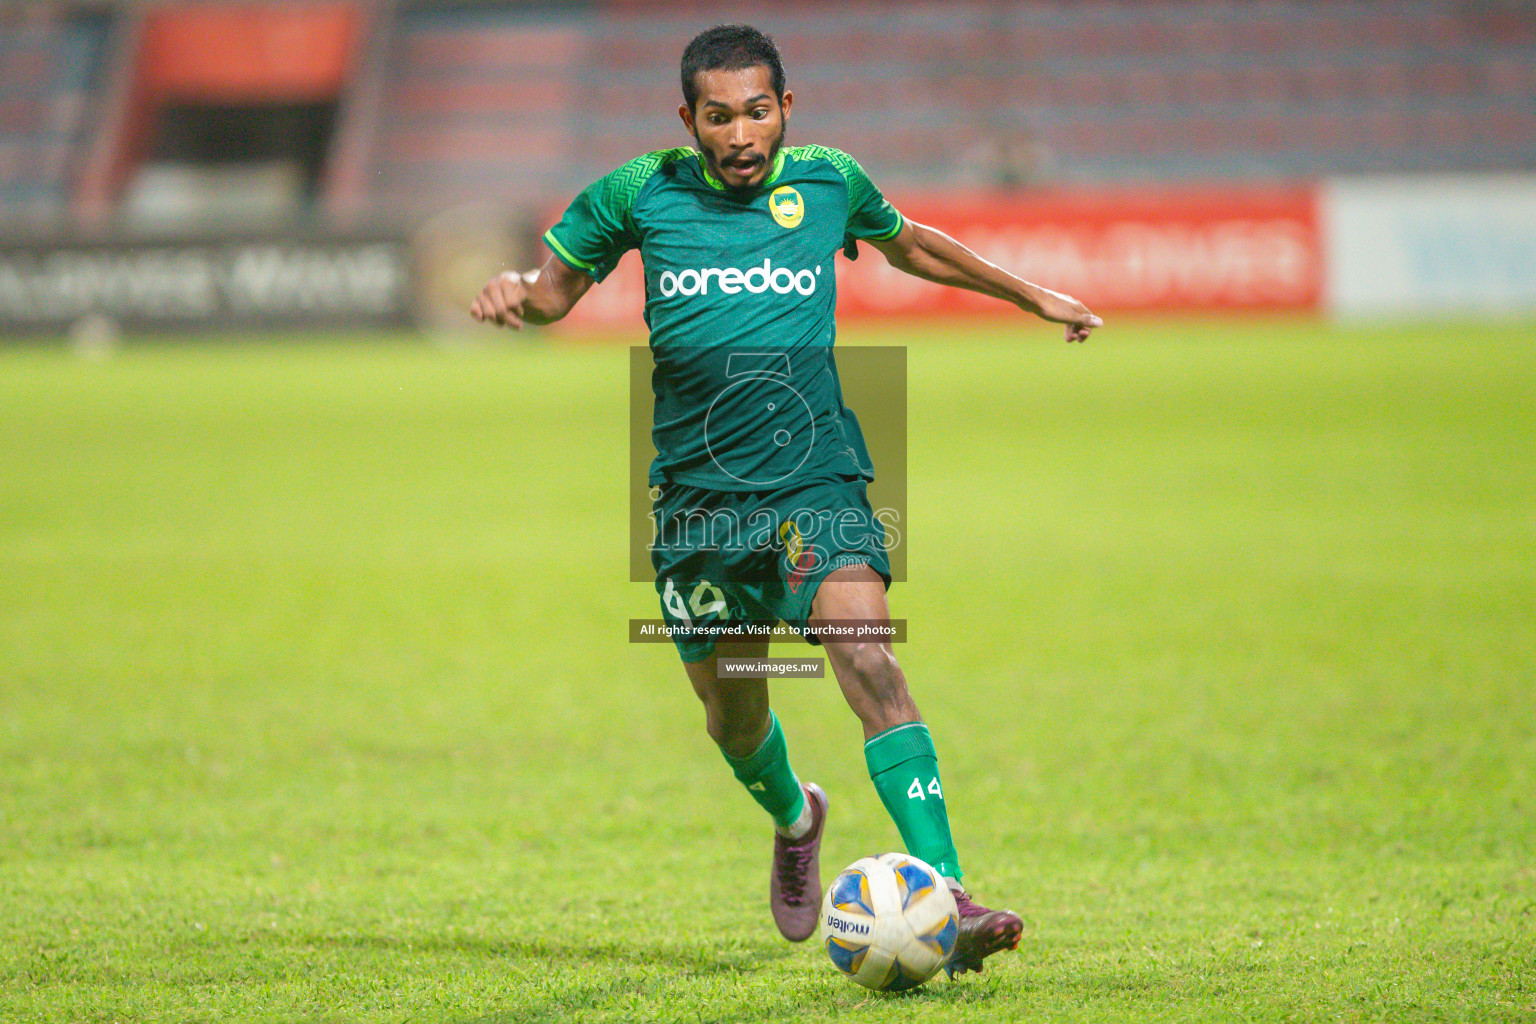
[{"xmin": 680, "ymin": 24, "xmax": 786, "ymax": 113}]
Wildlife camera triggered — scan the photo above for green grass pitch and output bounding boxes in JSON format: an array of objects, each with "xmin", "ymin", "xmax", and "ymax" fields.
[{"xmin": 2, "ymin": 317, "xmax": 1533, "ymax": 1022}]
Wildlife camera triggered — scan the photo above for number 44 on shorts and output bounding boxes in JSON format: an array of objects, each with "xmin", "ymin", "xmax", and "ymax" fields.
[
  {"xmin": 661, "ymin": 578, "xmax": 727, "ymax": 625},
  {"xmin": 907, "ymin": 776, "xmax": 943, "ymax": 801}
]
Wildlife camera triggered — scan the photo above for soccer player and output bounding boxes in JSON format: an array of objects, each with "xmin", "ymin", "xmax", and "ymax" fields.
[{"xmin": 471, "ymin": 25, "xmax": 1100, "ymax": 976}]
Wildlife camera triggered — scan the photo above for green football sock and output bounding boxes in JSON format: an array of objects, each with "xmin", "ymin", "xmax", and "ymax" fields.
[
  {"xmin": 864, "ymin": 721, "xmax": 962, "ymax": 881},
  {"xmin": 720, "ymin": 711, "xmax": 806, "ymax": 830}
]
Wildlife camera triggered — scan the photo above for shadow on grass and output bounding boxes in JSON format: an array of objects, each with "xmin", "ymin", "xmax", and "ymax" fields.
[
  {"xmin": 291, "ymin": 931, "xmax": 995, "ymax": 1023},
  {"xmin": 295, "ymin": 930, "xmax": 804, "ymax": 1024},
  {"xmin": 292, "ymin": 929, "xmax": 794, "ymax": 974},
  {"xmin": 288, "ymin": 933, "xmax": 1001, "ymax": 1019},
  {"xmin": 455, "ymin": 973, "xmax": 999, "ymax": 1024}
]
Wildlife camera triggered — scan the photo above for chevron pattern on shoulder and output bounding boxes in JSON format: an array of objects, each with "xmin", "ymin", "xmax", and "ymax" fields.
[
  {"xmin": 784, "ymin": 144, "xmax": 874, "ymax": 211},
  {"xmin": 599, "ymin": 147, "xmax": 696, "ymax": 212}
]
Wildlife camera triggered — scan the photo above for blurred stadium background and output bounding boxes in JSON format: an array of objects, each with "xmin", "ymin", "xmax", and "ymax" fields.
[{"xmin": 1, "ymin": 0, "xmax": 1534, "ymax": 335}]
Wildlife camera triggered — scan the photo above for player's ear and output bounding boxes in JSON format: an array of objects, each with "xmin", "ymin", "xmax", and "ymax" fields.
[
  {"xmin": 780, "ymin": 90, "xmax": 793, "ymax": 123},
  {"xmin": 678, "ymin": 103, "xmax": 695, "ymax": 134}
]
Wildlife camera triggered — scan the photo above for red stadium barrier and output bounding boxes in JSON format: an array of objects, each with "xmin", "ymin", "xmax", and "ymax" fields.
[
  {"xmin": 847, "ymin": 186, "xmax": 1323, "ymax": 315},
  {"xmin": 554, "ymin": 185, "xmax": 1323, "ymax": 332}
]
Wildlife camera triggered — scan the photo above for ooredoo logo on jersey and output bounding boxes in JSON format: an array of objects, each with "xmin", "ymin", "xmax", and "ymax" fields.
[{"xmin": 657, "ymin": 259, "xmax": 821, "ymax": 298}]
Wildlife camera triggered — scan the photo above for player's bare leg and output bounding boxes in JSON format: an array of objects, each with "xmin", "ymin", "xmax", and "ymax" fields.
[
  {"xmin": 811, "ymin": 563, "xmax": 1023, "ymax": 975},
  {"xmin": 809, "ymin": 563, "xmax": 917, "ymax": 740},
  {"xmin": 684, "ymin": 637, "xmax": 773, "ymax": 758},
  {"xmin": 685, "ymin": 638, "xmax": 827, "ymax": 941}
]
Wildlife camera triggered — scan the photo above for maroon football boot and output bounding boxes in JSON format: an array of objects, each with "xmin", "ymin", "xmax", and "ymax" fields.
[
  {"xmin": 769, "ymin": 782, "xmax": 828, "ymax": 941},
  {"xmin": 945, "ymin": 886, "xmax": 1023, "ymax": 976}
]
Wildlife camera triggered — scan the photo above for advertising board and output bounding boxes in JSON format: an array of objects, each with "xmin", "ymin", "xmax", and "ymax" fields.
[{"xmin": 555, "ymin": 185, "xmax": 1324, "ymax": 332}]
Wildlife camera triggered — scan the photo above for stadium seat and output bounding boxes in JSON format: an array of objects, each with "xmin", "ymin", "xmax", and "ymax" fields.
[{"xmin": 135, "ymin": 0, "xmax": 1535, "ymax": 216}]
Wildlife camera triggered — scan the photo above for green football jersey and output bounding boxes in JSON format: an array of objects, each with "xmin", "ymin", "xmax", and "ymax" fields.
[{"xmin": 543, "ymin": 145, "xmax": 904, "ymax": 491}]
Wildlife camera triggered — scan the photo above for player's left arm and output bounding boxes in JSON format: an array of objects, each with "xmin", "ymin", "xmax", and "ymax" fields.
[
  {"xmin": 868, "ymin": 220, "xmax": 1102, "ymax": 343},
  {"xmin": 470, "ymin": 253, "xmax": 594, "ymax": 329}
]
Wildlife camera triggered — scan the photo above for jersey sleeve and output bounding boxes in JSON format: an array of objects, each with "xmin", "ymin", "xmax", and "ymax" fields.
[
  {"xmin": 837, "ymin": 151, "xmax": 904, "ymax": 242},
  {"xmin": 793, "ymin": 146, "xmax": 902, "ymax": 260},
  {"xmin": 543, "ymin": 160, "xmax": 648, "ymax": 283}
]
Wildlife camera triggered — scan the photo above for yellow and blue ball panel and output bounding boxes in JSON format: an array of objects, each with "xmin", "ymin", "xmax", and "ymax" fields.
[
  {"xmin": 880, "ymin": 957, "xmax": 930, "ymax": 992},
  {"xmin": 917, "ymin": 914, "xmax": 959, "ymax": 958},
  {"xmin": 892, "ymin": 859, "xmax": 936, "ymax": 910},
  {"xmin": 825, "ymin": 935, "xmax": 870, "ymax": 976},
  {"xmin": 829, "ymin": 868, "xmax": 876, "ymax": 918}
]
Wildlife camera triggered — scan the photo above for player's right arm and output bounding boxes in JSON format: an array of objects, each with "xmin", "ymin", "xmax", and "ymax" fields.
[
  {"xmin": 469, "ymin": 255, "xmax": 593, "ymax": 329},
  {"xmin": 471, "ymin": 152, "xmax": 668, "ymax": 330}
]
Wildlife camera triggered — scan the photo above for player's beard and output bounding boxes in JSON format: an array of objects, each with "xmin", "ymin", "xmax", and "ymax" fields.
[{"xmin": 696, "ymin": 122, "xmax": 785, "ymax": 193}]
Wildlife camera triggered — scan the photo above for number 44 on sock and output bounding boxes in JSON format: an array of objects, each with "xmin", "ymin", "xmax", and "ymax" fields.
[{"xmin": 908, "ymin": 777, "xmax": 943, "ymax": 801}]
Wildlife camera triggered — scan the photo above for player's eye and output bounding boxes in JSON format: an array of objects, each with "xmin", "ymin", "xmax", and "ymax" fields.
[{"xmin": 750, "ymin": 108, "xmax": 769, "ymax": 120}]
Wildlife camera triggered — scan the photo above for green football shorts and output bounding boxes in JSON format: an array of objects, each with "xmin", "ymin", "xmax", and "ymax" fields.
[{"xmin": 651, "ymin": 474, "xmax": 893, "ymax": 663}]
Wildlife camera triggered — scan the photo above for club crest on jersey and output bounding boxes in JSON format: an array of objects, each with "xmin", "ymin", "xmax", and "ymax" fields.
[{"xmin": 769, "ymin": 186, "xmax": 804, "ymax": 229}]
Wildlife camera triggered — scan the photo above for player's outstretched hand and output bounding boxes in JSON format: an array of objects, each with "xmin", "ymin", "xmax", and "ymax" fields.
[
  {"xmin": 1032, "ymin": 287, "xmax": 1103, "ymax": 344},
  {"xmin": 469, "ymin": 270, "xmax": 532, "ymax": 329}
]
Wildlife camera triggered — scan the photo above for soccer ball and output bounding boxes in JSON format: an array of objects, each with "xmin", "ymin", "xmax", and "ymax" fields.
[{"xmin": 820, "ymin": 852, "xmax": 959, "ymax": 991}]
